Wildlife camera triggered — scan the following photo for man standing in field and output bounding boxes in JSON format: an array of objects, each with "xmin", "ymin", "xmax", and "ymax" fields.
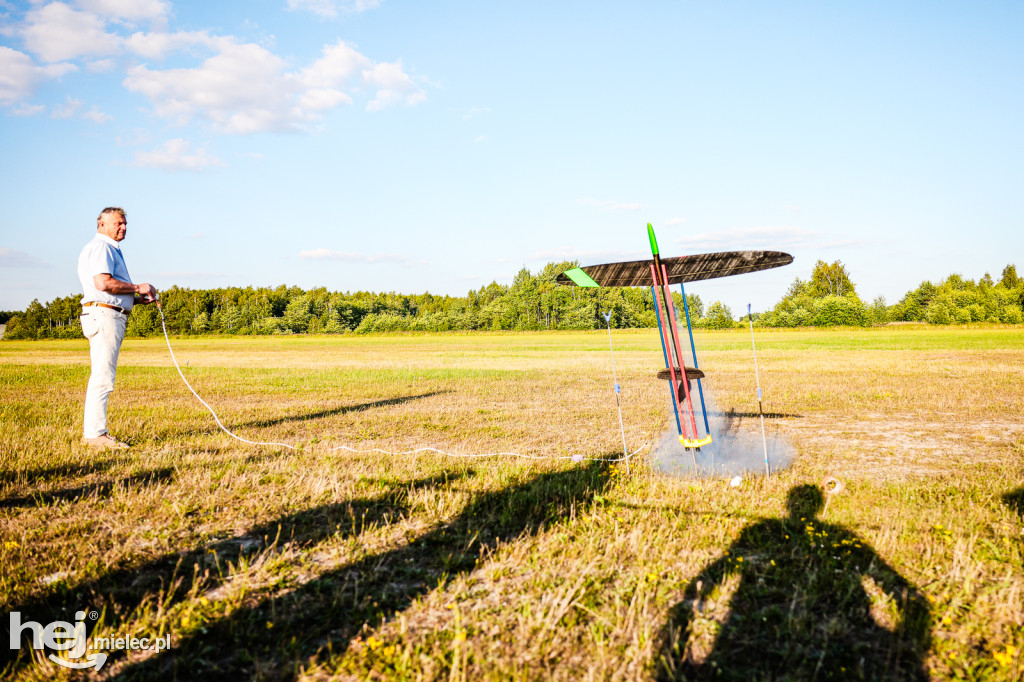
[{"xmin": 78, "ymin": 207, "xmax": 158, "ymax": 449}]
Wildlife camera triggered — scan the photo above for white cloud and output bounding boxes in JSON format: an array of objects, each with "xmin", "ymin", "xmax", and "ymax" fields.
[
  {"xmin": 11, "ymin": 102, "xmax": 46, "ymax": 116},
  {"xmin": 298, "ymin": 248, "xmax": 415, "ymax": 264},
  {"xmin": 664, "ymin": 217, "xmax": 686, "ymax": 227},
  {"xmin": 817, "ymin": 238, "xmax": 874, "ymax": 249},
  {"xmin": 115, "ymin": 127, "xmax": 150, "ymax": 146},
  {"xmin": 8, "ymin": 5, "xmax": 425, "ymax": 131},
  {"xmin": 296, "ymin": 87, "xmax": 352, "ymax": 111},
  {"xmin": 527, "ymin": 247, "xmax": 646, "ymax": 263},
  {"xmin": 74, "ymin": 0, "xmax": 170, "ymax": 25},
  {"xmin": 362, "ymin": 60, "xmax": 424, "ymax": 111},
  {"xmin": 285, "ymin": 0, "xmax": 382, "ymax": 19},
  {"xmin": 85, "ymin": 58, "xmax": 116, "ymax": 72},
  {"xmin": 463, "ymin": 106, "xmax": 490, "ymax": 120},
  {"xmin": 0, "ymin": 46, "xmax": 77, "ymax": 106},
  {"xmin": 123, "ymin": 41, "xmax": 295, "ymax": 132},
  {"xmin": 0, "ymin": 247, "xmax": 50, "ymax": 268},
  {"xmin": 530, "ymin": 227, "xmax": 865, "ymax": 263},
  {"xmin": 576, "ymin": 198, "xmax": 643, "ymax": 211},
  {"xmin": 152, "ymin": 271, "xmax": 223, "ymax": 279},
  {"xmin": 123, "ymin": 30, "xmax": 224, "ymax": 60},
  {"xmin": 132, "ymin": 138, "xmax": 225, "ymax": 171},
  {"xmin": 299, "ymin": 41, "xmax": 367, "ymax": 86},
  {"xmin": 46, "ymin": 94, "xmax": 110, "ymax": 122},
  {"xmin": 50, "ymin": 94, "xmax": 81, "ymax": 118},
  {"xmin": 82, "ymin": 105, "xmax": 111, "ymax": 122},
  {"xmin": 299, "ymin": 41, "xmax": 425, "ymax": 111},
  {"xmin": 124, "ymin": 39, "xmax": 424, "ymax": 133},
  {"xmin": 22, "ymin": 2, "xmax": 122, "ymax": 63},
  {"xmin": 674, "ymin": 226, "xmax": 825, "ymax": 250}
]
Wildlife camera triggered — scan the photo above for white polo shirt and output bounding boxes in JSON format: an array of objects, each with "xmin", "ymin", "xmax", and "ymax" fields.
[{"xmin": 78, "ymin": 233, "xmax": 134, "ymax": 311}]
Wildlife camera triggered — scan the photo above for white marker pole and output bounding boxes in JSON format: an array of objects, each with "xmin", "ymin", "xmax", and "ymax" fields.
[
  {"xmin": 604, "ymin": 311, "xmax": 629, "ymax": 474},
  {"xmin": 748, "ymin": 304, "xmax": 770, "ymax": 477}
]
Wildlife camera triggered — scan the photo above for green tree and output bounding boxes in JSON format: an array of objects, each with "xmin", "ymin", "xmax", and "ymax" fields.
[
  {"xmin": 322, "ymin": 307, "xmax": 345, "ymax": 333},
  {"xmin": 283, "ymin": 294, "xmax": 313, "ymax": 333},
  {"xmin": 678, "ymin": 292, "xmax": 703, "ymax": 322},
  {"xmin": 890, "ymin": 281, "xmax": 936, "ymax": 322},
  {"xmin": 812, "ymin": 296, "xmax": 868, "ymax": 326},
  {"xmin": 1000, "ymin": 264, "xmax": 1020, "ymax": 290},
  {"xmin": 926, "ymin": 301, "xmax": 952, "ymax": 325},
  {"xmin": 126, "ymin": 305, "xmax": 158, "ymax": 336},
  {"xmin": 705, "ymin": 301, "xmax": 734, "ymax": 329},
  {"xmin": 810, "ymin": 260, "xmax": 857, "ymax": 298},
  {"xmin": 219, "ymin": 305, "xmax": 245, "ymax": 333},
  {"xmin": 4, "ymin": 300, "xmax": 46, "ymax": 339},
  {"xmin": 868, "ymin": 296, "xmax": 888, "ymax": 326}
]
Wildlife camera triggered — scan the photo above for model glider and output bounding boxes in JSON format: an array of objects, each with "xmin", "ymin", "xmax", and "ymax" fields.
[{"xmin": 557, "ymin": 224, "xmax": 793, "ymax": 452}]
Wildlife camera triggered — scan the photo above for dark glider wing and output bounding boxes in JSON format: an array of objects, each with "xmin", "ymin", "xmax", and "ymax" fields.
[{"xmin": 557, "ymin": 250, "xmax": 794, "ymax": 287}]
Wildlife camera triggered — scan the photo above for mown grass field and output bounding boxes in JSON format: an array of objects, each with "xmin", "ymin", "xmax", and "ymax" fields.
[{"xmin": 1, "ymin": 326, "xmax": 1022, "ymax": 680}]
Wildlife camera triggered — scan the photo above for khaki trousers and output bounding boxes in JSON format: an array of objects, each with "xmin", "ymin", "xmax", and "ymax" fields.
[{"xmin": 81, "ymin": 307, "xmax": 127, "ymax": 438}]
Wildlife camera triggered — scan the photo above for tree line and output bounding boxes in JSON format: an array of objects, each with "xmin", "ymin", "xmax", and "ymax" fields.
[
  {"xmin": 3, "ymin": 261, "xmax": 1021, "ymax": 340},
  {"xmin": 759, "ymin": 262, "xmax": 1023, "ymax": 327}
]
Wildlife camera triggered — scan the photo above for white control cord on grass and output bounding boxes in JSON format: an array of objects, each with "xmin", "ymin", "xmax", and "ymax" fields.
[{"xmin": 156, "ymin": 302, "xmax": 647, "ymax": 463}]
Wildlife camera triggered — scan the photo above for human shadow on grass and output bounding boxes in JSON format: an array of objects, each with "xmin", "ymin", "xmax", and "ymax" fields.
[
  {"xmin": 235, "ymin": 391, "xmax": 451, "ymax": 430},
  {"xmin": 1004, "ymin": 486, "xmax": 1024, "ymax": 519},
  {"xmin": 110, "ymin": 460, "xmax": 611, "ymax": 681},
  {"xmin": 2, "ymin": 471, "xmax": 467, "ymax": 675},
  {"xmin": 1005, "ymin": 486, "xmax": 1024, "ymax": 553},
  {"xmin": 657, "ymin": 484, "xmax": 931, "ymax": 681},
  {"xmin": 0, "ymin": 467, "xmax": 175, "ymax": 509}
]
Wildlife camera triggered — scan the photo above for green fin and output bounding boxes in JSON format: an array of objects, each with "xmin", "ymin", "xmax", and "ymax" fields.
[{"xmin": 563, "ymin": 267, "xmax": 600, "ymax": 287}]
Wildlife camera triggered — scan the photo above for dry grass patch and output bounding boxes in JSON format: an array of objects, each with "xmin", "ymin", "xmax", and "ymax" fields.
[{"xmin": 1, "ymin": 327, "xmax": 1022, "ymax": 680}]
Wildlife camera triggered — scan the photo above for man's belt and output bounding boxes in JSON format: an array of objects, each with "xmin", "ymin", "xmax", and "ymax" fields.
[{"xmin": 82, "ymin": 301, "xmax": 128, "ymax": 315}]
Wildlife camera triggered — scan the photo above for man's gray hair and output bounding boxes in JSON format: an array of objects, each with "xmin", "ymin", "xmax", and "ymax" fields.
[{"xmin": 97, "ymin": 207, "xmax": 126, "ymax": 226}]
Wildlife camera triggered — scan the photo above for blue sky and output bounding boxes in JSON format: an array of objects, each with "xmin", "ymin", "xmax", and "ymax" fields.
[{"xmin": 1, "ymin": 1, "xmax": 1022, "ymax": 315}]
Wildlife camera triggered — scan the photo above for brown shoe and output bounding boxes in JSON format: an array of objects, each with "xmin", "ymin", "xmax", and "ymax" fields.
[{"xmin": 82, "ymin": 434, "xmax": 130, "ymax": 449}]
